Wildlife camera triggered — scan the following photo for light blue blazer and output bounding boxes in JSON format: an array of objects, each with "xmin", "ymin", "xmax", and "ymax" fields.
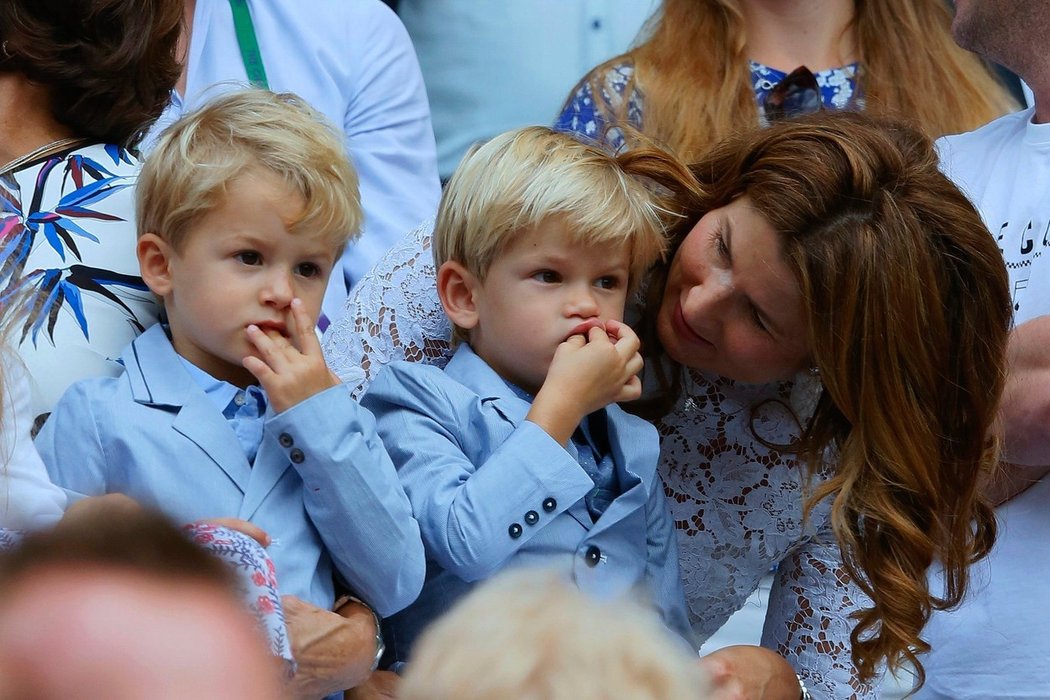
[
  {"xmin": 361, "ymin": 344, "xmax": 691, "ymax": 663},
  {"xmin": 36, "ymin": 324, "xmax": 425, "ymax": 616}
]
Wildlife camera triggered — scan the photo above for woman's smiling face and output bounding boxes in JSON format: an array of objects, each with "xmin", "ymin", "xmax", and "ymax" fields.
[{"xmin": 656, "ymin": 195, "xmax": 811, "ymax": 383}]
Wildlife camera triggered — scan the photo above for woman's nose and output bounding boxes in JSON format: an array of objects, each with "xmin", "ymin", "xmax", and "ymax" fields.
[{"xmin": 683, "ymin": 278, "xmax": 732, "ymax": 322}]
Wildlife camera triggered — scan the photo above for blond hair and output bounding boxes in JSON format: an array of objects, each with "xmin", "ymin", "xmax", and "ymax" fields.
[
  {"xmin": 400, "ymin": 570, "xmax": 712, "ymax": 700},
  {"xmin": 579, "ymin": 0, "xmax": 1015, "ymax": 162},
  {"xmin": 434, "ymin": 126, "xmax": 671, "ymax": 288},
  {"xmin": 636, "ymin": 110, "xmax": 1010, "ymax": 690},
  {"xmin": 137, "ymin": 89, "xmax": 361, "ymax": 253}
]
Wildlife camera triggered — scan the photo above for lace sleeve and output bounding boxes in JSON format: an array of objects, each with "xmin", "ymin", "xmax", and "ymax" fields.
[
  {"xmin": 763, "ymin": 536, "xmax": 880, "ymax": 700},
  {"xmin": 553, "ymin": 62, "xmax": 642, "ymax": 153},
  {"xmin": 322, "ymin": 219, "xmax": 453, "ymax": 399}
]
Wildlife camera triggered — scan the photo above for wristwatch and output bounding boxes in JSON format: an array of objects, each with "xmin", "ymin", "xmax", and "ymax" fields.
[{"xmin": 333, "ymin": 594, "xmax": 385, "ymax": 672}]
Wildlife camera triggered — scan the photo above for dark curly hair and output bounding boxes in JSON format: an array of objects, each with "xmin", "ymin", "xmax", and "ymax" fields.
[{"xmin": 0, "ymin": 0, "xmax": 182, "ymax": 149}]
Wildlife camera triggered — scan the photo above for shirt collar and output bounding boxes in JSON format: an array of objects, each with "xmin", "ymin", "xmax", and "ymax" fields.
[{"xmin": 175, "ymin": 355, "xmax": 255, "ymax": 415}]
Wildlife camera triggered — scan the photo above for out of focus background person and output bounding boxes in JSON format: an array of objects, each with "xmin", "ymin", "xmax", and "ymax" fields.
[
  {"xmin": 0, "ymin": 0, "xmax": 180, "ymax": 420},
  {"xmin": 555, "ymin": 0, "xmax": 1016, "ymax": 160},
  {"xmin": 395, "ymin": 0, "xmax": 657, "ymax": 181},
  {"xmin": 914, "ymin": 1, "xmax": 1050, "ymax": 696}
]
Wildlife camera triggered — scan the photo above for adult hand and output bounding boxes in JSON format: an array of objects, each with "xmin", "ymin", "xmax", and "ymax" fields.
[
  {"xmin": 698, "ymin": 645, "xmax": 802, "ymax": 700},
  {"xmin": 244, "ymin": 297, "xmax": 340, "ymax": 414},
  {"xmin": 281, "ymin": 595, "xmax": 379, "ymax": 699},
  {"xmin": 344, "ymin": 671, "xmax": 399, "ymax": 700}
]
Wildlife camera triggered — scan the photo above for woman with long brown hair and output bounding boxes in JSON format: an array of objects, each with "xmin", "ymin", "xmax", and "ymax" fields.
[
  {"xmin": 555, "ymin": 0, "xmax": 1015, "ymax": 160},
  {"xmin": 323, "ymin": 111, "xmax": 1011, "ymax": 698}
]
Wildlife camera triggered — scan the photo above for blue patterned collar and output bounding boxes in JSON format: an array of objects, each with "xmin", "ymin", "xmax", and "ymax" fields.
[{"xmin": 750, "ymin": 60, "xmax": 862, "ymax": 113}]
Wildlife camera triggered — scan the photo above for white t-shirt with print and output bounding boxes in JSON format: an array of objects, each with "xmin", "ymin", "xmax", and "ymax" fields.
[{"xmin": 918, "ymin": 107, "xmax": 1050, "ymax": 699}]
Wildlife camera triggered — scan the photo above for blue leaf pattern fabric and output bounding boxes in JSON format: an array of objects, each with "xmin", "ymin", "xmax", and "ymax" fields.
[{"xmin": 1, "ymin": 142, "xmax": 161, "ymax": 416}]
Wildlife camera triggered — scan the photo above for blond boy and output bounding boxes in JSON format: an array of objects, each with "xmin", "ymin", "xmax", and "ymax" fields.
[
  {"xmin": 36, "ymin": 90, "xmax": 424, "ymax": 696},
  {"xmin": 361, "ymin": 126, "xmax": 692, "ymax": 667}
]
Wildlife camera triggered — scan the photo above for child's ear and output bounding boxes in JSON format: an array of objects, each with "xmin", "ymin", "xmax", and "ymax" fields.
[
  {"xmin": 137, "ymin": 233, "xmax": 175, "ymax": 298},
  {"xmin": 437, "ymin": 261, "xmax": 480, "ymax": 331}
]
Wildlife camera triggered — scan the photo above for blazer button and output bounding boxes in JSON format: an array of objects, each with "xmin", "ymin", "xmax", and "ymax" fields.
[
  {"xmin": 524, "ymin": 510, "xmax": 539, "ymax": 526},
  {"xmin": 289, "ymin": 448, "xmax": 305, "ymax": 464},
  {"xmin": 584, "ymin": 545, "xmax": 602, "ymax": 568},
  {"xmin": 542, "ymin": 497, "xmax": 557, "ymax": 513},
  {"xmin": 279, "ymin": 433, "xmax": 294, "ymax": 448},
  {"xmin": 508, "ymin": 523, "xmax": 523, "ymax": 539}
]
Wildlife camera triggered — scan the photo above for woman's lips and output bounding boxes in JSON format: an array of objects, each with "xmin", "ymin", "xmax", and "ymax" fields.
[{"xmin": 672, "ymin": 303, "xmax": 713, "ymax": 348}]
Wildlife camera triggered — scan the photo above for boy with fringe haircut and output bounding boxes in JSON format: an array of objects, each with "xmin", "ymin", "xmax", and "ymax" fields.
[
  {"xmin": 37, "ymin": 90, "xmax": 424, "ymax": 695},
  {"xmin": 362, "ymin": 126, "xmax": 692, "ymax": 667}
]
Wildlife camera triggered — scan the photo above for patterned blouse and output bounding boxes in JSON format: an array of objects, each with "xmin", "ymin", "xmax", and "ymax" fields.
[
  {"xmin": 554, "ymin": 59, "xmax": 861, "ymax": 151},
  {"xmin": 1, "ymin": 142, "xmax": 161, "ymax": 420}
]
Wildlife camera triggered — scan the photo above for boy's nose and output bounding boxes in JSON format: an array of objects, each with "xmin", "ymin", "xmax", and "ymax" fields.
[
  {"xmin": 262, "ymin": 271, "xmax": 294, "ymax": 307},
  {"xmin": 565, "ymin": 284, "xmax": 600, "ymax": 318}
]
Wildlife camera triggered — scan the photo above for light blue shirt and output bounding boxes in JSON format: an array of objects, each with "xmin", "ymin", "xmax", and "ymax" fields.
[
  {"xmin": 399, "ymin": 0, "xmax": 657, "ymax": 178},
  {"xmin": 177, "ymin": 356, "xmax": 267, "ymax": 465}
]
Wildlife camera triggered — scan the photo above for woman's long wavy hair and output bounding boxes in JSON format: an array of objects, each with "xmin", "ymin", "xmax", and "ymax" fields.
[
  {"xmin": 582, "ymin": 0, "xmax": 1015, "ymax": 162},
  {"xmin": 632, "ymin": 111, "xmax": 1011, "ymax": 688},
  {"xmin": 0, "ymin": 0, "xmax": 182, "ymax": 149}
]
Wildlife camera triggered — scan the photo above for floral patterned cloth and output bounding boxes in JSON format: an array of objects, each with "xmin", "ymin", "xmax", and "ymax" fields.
[
  {"xmin": 183, "ymin": 523, "xmax": 292, "ymax": 664},
  {"xmin": 0, "ymin": 142, "xmax": 161, "ymax": 420},
  {"xmin": 554, "ymin": 59, "xmax": 861, "ymax": 152}
]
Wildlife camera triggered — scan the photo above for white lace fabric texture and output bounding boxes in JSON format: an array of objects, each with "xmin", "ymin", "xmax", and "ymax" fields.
[{"xmin": 322, "ymin": 220, "xmax": 877, "ymax": 699}]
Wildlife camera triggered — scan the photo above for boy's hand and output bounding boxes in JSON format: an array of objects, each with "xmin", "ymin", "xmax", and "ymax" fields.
[
  {"xmin": 243, "ymin": 298, "xmax": 340, "ymax": 414},
  {"xmin": 527, "ymin": 319, "xmax": 643, "ymax": 445}
]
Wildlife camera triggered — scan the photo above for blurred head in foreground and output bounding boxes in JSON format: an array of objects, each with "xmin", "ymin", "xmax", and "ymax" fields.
[
  {"xmin": 0, "ymin": 508, "xmax": 281, "ymax": 700},
  {"xmin": 399, "ymin": 569, "xmax": 712, "ymax": 700}
]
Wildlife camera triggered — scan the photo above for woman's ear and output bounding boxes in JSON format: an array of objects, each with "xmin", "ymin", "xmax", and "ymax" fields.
[
  {"xmin": 137, "ymin": 233, "xmax": 175, "ymax": 298},
  {"xmin": 437, "ymin": 260, "xmax": 480, "ymax": 331}
]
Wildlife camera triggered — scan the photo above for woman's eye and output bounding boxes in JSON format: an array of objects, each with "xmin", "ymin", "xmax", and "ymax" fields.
[
  {"xmin": 296, "ymin": 262, "xmax": 322, "ymax": 278},
  {"xmin": 235, "ymin": 251, "xmax": 261, "ymax": 265},
  {"xmin": 532, "ymin": 270, "xmax": 560, "ymax": 283},
  {"xmin": 750, "ymin": 304, "xmax": 769, "ymax": 333},
  {"xmin": 715, "ymin": 231, "xmax": 729, "ymax": 259}
]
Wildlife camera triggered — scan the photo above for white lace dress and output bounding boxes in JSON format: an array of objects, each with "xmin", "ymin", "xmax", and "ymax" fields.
[{"xmin": 322, "ymin": 221, "xmax": 878, "ymax": 699}]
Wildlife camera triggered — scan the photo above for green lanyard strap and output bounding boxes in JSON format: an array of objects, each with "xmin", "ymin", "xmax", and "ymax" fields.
[{"xmin": 228, "ymin": 0, "xmax": 269, "ymax": 89}]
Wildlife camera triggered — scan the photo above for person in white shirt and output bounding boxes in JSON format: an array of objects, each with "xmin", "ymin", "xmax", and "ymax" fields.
[
  {"xmin": 397, "ymin": 0, "xmax": 656, "ymax": 180},
  {"xmin": 145, "ymin": 0, "xmax": 441, "ymax": 321},
  {"xmin": 918, "ymin": 2, "xmax": 1050, "ymax": 697},
  {"xmin": 0, "ymin": 349, "xmax": 65, "ymax": 532}
]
